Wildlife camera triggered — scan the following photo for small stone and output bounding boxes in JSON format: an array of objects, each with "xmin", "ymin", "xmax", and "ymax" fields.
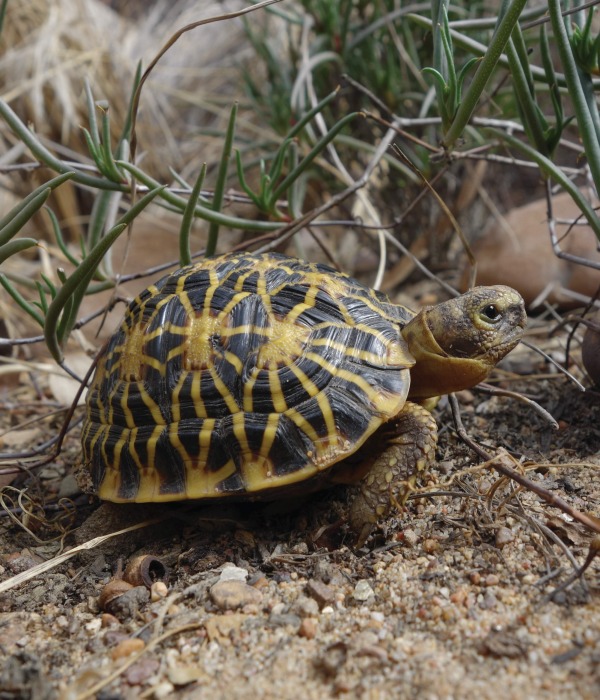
[
  {"xmin": 423, "ymin": 538, "xmax": 439, "ymax": 554},
  {"xmin": 268, "ymin": 613, "xmax": 301, "ymax": 631},
  {"xmin": 469, "ymin": 572, "xmax": 481, "ymax": 585},
  {"xmin": 218, "ymin": 565, "xmax": 248, "ymax": 583},
  {"xmin": 168, "ymin": 665, "xmax": 207, "ymax": 686},
  {"xmin": 401, "ymin": 529, "xmax": 418, "ymax": 547},
  {"xmin": 153, "ymin": 681, "xmax": 175, "ymax": 699},
  {"xmin": 151, "ymin": 582, "xmax": 168, "ymax": 601},
  {"xmin": 111, "ymin": 638, "xmax": 145, "ymax": 660},
  {"xmin": 495, "ymin": 527, "xmax": 515, "ymax": 548},
  {"xmin": 204, "ymin": 613, "xmax": 248, "ymax": 643},
  {"xmin": 298, "ymin": 618, "xmax": 318, "ymax": 639},
  {"xmin": 481, "ymin": 591, "xmax": 497, "ymax": 609},
  {"xmin": 485, "ymin": 574, "xmax": 500, "ymax": 587},
  {"xmin": 292, "ymin": 595, "xmax": 320, "ymax": 617},
  {"xmin": 125, "ymin": 658, "xmax": 160, "ymax": 685},
  {"xmin": 101, "ymin": 613, "xmax": 120, "ymax": 628},
  {"xmin": 353, "ymin": 581, "xmax": 375, "ymax": 602},
  {"xmin": 210, "ymin": 580, "xmax": 262, "ymax": 611},
  {"xmin": 305, "ymin": 579, "xmax": 335, "ymax": 609},
  {"xmin": 85, "ymin": 618, "xmax": 102, "ymax": 633}
]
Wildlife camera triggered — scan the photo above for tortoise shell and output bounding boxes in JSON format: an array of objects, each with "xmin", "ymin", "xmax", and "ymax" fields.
[{"xmin": 81, "ymin": 252, "xmax": 416, "ymax": 502}]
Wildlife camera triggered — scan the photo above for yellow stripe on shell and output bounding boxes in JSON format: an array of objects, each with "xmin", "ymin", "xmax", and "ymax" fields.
[
  {"xmin": 268, "ymin": 370, "xmax": 287, "ymax": 413},
  {"xmin": 208, "ymin": 367, "xmax": 240, "ymax": 414}
]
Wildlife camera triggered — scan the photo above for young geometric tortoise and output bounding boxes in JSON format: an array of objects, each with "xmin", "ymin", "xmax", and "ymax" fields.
[{"xmin": 80, "ymin": 252, "xmax": 526, "ymax": 543}]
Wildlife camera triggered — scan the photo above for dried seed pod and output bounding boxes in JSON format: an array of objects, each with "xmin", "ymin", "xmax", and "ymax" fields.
[
  {"xmin": 98, "ymin": 579, "xmax": 134, "ymax": 612},
  {"xmin": 123, "ymin": 555, "xmax": 169, "ymax": 588}
]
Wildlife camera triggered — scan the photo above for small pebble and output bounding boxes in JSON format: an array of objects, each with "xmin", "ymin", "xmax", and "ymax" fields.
[
  {"xmin": 495, "ymin": 527, "xmax": 515, "ymax": 548},
  {"xmin": 168, "ymin": 665, "xmax": 207, "ymax": 686},
  {"xmin": 218, "ymin": 565, "xmax": 249, "ymax": 583},
  {"xmin": 210, "ymin": 580, "xmax": 263, "ymax": 611},
  {"xmin": 153, "ymin": 681, "xmax": 175, "ymax": 699},
  {"xmin": 485, "ymin": 574, "xmax": 500, "ymax": 587},
  {"xmin": 305, "ymin": 579, "xmax": 335, "ymax": 609},
  {"xmin": 401, "ymin": 529, "xmax": 418, "ymax": 547},
  {"xmin": 299, "ymin": 618, "xmax": 318, "ymax": 639},
  {"xmin": 151, "ymin": 581, "xmax": 168, "ymax": 601},
  {"xmin": 124, "ymin": 658, "xmax": 160, "ymax": 685},
  {"xmin": 353, "ymin": 581, "xmax": 375, "ymax": 602},
  {"xmin": 85, "ymin": 618, "xmax": 102, "ymax": 633},
  {"xmin": 292, "ymin": 595, "xmax": 320, "ymax": 617},
  {"xmin": 423, "ymin": 539, "xmax": 439, "ymax": 554},
  {"xmin": 111, "ymin": 638, "xmax": 145, "ymax": 660},
  {"xmin": 101, "ymin": 613, "xmax": 120, "ymax": 628}
]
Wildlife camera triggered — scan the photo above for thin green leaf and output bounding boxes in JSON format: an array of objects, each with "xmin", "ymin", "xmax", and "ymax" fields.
[
  {"xmin": 179, "ymin": 163, "xmax": 207, "ymax": 266},
  {"xmin": 44, "ymin": 186, "xmax": 165, "ymax": 362},
  {"xmin": 0, "ymin": 274, "xmax": 44, "ymax": 327},
  {"xmin": 84, "ymin": 81, "xmax": 101, "ymax": 151},
  {"xmin": 235, "ymin": 151, "xmax": 263, "ymax": 209},
  {"xmin": 270, "ymin": 111, "xmax": 361, "ymax": 206},
  {"xmin": 506, "ymin": 36, "xmax": 549, "ymax": 155},
  {"xmin": 0, "ymin": 101, "xmax": 127, "ymax": 190},
  {"xmin": 0, "ymin": 0, "xmax": 8, "ymax": 37},
  {"xmin": 44, "ymin": 207, "xmax": 80, "ymax": 267},
  {"xmin": 0, "ymin": 172, "xmax": 74, "ymax": 244},
  {"xmin": 40, "ymin": 274, "xmax": 57, "ymax": 299},
  {"xmin": 119, "ymin": 62, "xmax": 143, "ymax": 145},
  {"xmin": 0, "ymin": 238, "xmax": 38, "ymax": 265},
  {"xmin": 81, "ymin": 127, "xmax": 104, "ymax": 170},
  {"xmin": 100, "ymin": 109, "xmax": 124, "ymax": 182},
  {"xmin": 206, "ymin": 103, "xmax": 238, "ymax": 257},
  {"xmin": 548, "ymin": 0, "xmax": 600, "ymax": 197},
  {"xmin": 540, "ymin": 24, "xmax": 564, "ymax": 128},
  {"xmin": 442, "ymin": 0, "xmax": 529, "ymax": 149},
  {"xmin": 117, "ymin": 160, "xmax": 281, "ymax": 232},
  {"xmin": 0, "ymin": 189, "xmax": 49, "ymax": 247},
  {"xmin": 35, "ymin": 281, "xmax": 49, "ymax": 314}
]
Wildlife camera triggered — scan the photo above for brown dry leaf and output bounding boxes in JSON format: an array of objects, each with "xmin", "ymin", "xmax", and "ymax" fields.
[{"xmin": 545, "ymin": 516, "xmax": 588, "ymax": 546}]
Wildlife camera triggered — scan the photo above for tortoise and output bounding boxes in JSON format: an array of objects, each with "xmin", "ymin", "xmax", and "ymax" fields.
[{"xmin": 80, "ymin": 252, "xmax": 526, "ymax": 542}]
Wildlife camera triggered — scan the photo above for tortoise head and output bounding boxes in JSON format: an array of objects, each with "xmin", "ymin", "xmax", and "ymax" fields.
[{"xmin": 401, "ymin": 285, "xmax": 526, "ymax": 399}]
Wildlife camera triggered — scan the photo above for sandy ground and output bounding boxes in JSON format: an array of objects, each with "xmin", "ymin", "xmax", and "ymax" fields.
[{"xmin": 0, "ymin": 337, "xmax": 599, "ymax": 700}]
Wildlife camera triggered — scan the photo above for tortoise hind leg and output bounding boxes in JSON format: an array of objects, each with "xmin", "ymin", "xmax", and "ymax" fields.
[{"xmin": 348, "ymin": 401, "xmax": 438, "ymax": 546}]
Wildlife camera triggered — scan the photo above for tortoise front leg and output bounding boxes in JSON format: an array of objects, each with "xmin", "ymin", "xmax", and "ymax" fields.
[{"xmin": 348, "ymin": 401, "xmax": 438, "ymax": 546}]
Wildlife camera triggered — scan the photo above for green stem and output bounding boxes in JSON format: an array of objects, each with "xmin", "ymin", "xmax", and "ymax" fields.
[
  {"xmin": 179, "ymin": 164, "xmax": 207, "ymax": 266},
  {"xmin": 548, "ymin": 0, "xmax": 600, "ymax": 200},
  {"xmin": 442, "ymin": 0, "xmax": 528, "ymax": 148},
  {"xmin": 505, "ymin": 36, "xmax": 548, "ymax": 155},
  {"xmin": 117, "ymin": 161, "xmax": 282, "ymax": 232},
  {"xmin": 0, "ymin": 101, "xmax": 127, "ymax": 191},
  {"xmin": 0, "ymin": 238, "xmax": 38, "ymax": 265},
  {"xmin": 206, "ymin": 103, "xmax": 238, "ymax": 257},
  {"xmin": 270, "ymin": 112, "xmax": 361, "ymax": 205},
  {"xmin": 44, "ymin": 187, "xmax": 165, "ymax": 362}
]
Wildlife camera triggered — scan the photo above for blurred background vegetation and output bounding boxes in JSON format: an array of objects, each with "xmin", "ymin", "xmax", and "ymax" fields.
[{"xmin": 0, "ymin": 0, "xmax": 599, "ymax": 375}]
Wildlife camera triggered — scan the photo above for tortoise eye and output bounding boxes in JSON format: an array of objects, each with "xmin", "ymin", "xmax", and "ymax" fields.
[{"xmin": 481, "ymin": 304, "xmax": 502, "ymax": 322}]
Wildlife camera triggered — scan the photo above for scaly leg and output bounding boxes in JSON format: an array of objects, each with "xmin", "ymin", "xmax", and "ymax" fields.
[{"xmin": 348, "ymin": 401, "xmax": 438, "ymax": 546}]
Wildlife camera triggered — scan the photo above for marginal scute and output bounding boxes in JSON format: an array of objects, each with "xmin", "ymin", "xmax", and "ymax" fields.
[{"xmin": 82, "ymin": 252, "xmax": 414, "ymax": 502}]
